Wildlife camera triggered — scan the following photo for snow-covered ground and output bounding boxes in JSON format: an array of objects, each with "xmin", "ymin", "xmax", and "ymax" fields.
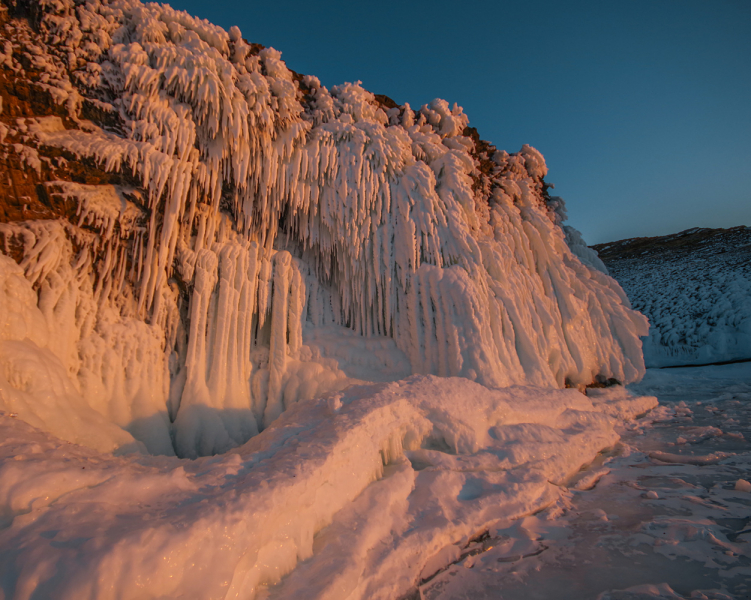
[
  {"xmin": 3, "ymin": 363, "xmax": 748, "ymax": 600},
  {"xmin": 0, "ymin": 376, "xmax": 656, "ymax": 600},
  {"xmin": 594, "ymin": 227, "xmax": 751, "ymax": 368},
  {"xmin": 418, "ymin": 362, "xmax": 751, "ymax": 600}
]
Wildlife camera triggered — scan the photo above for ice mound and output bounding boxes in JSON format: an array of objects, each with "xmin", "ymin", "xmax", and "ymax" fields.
[
  {"xmin": 0, "ymin": 376, "xmax": 657, "ymax": 600},
  {"xmin": 0, "ymin": 0, "xmax": 648, "ymax": 457},
  {"xmin": 0, "ymin": 254, "xmax": 144, "ymax": 454}
]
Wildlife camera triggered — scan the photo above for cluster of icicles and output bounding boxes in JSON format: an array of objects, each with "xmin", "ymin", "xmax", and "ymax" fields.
[{"xmin": 1, "ymin": 0, "xmax": 648, "ymax": 457}]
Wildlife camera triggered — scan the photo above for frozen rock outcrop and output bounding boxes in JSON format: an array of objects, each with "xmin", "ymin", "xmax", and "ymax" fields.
[{"xmin": 0, "ymin": 0, "xmax": 648, "ymax": 456}]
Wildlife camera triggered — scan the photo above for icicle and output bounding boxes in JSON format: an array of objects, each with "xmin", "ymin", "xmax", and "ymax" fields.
[
  {"xmin": 287, "ymin": 260, "xmax": 305, "ymax": 356},
  {"xmin": 256, "ymin": 256, "xmax": 272, "ymax": 330},
  {"xmin": 263, "ymin": 250, "xmax": 291, "ymax": 428}
]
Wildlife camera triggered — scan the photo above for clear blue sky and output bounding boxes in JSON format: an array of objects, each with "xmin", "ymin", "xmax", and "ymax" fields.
[{"xmin": 161, "ymin": 0, "xmax": 750, "ymax": 244}]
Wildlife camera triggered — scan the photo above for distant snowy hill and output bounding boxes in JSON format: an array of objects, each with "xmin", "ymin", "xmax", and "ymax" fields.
[{"xmin": 593, "ymin": 226, "xmax": 751, "ymax": 368}]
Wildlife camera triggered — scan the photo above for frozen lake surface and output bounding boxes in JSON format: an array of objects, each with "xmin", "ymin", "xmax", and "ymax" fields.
[{"xmin": 419, "ymin": 362, "xmax": 751, "ymax": 600}]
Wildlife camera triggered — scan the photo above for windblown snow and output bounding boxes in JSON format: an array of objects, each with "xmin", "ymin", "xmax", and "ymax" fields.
[{"xmin": 0, "ymin": 0, "xmax": 656, "ymax": 597}]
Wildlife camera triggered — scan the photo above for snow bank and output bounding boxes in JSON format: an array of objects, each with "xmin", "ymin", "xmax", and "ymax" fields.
[
  {"xmin": 0, "ymin": 376, "xmax": 656, "ymax": 600},
  {"xmin": 418, "ymin": 362, "xmax": 751, "ymax": 599}
]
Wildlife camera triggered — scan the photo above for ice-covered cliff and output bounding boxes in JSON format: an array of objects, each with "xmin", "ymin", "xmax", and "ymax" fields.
[{"xmin": 0, "ymin": 0, "xmax": 648, "ymax": 459}]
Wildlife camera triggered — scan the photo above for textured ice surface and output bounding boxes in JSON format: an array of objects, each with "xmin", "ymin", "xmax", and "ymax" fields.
[{"xmin": 418, "ymin": 363, "xmax": 751, "ymax": 600}]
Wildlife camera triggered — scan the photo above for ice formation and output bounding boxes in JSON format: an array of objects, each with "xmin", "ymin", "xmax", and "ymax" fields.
[
  {"xmin": 0, "ymin": 0, "xmax": 649, "ymax": 458},
  {"xmin": 0, "ymin": 0, "xmax": 663, "ymax": 597}
]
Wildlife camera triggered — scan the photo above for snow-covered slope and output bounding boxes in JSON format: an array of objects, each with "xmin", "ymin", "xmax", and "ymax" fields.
[
  {"xmin": 0, "ymin": 0, "xmax": 649, "ymax": 458},
  {"xmin": 594, "ymin": 226, "xmax": 751, "ymax": 368}
]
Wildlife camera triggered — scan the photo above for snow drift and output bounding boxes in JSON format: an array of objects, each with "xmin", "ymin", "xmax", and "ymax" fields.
[
  {"xmin": 0, "ymin": 376, "xmax": 657, "ymax": 600},
  {"xmin": 0, "ymin": 0, "xmax": 648, "ymax": 458}
]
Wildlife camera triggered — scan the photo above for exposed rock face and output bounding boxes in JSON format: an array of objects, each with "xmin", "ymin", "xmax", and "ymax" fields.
[
  {"xmin": 593, "ymin": 226, "xmax": 751, "ymax": 368},
  {"xmin": 0, "ymin": 0, "xmax": 648, "ymax": 457}
]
